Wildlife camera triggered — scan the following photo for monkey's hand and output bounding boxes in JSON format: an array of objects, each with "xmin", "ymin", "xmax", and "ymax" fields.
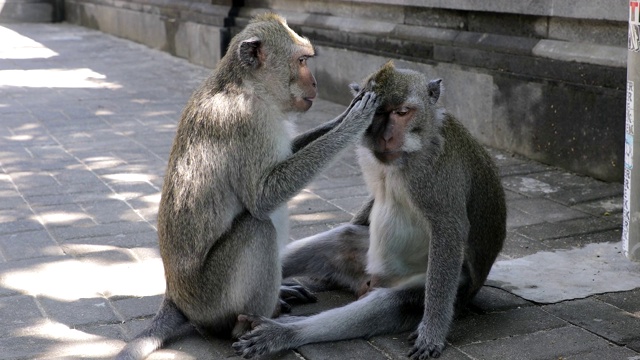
[
  {"xmin": 232, "ymin": 315, "xmax": 294, "ymax": 358},
  {"xmin": 340, "ymin": 91, "xmax": 379, "ymax": 131},
  {"xmin": 278, "ymin": 282, "xmax": 317, "ymax": 313},
  {"xmin": 407, "ymin": 324, "xmax": 446, "ymax": 359}
]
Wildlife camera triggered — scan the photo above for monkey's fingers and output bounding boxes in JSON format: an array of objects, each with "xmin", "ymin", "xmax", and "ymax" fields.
[
  {"xmin": 407, "ymin": 330, "xmax": 418, "ymax": 344},
  {"xmin": 278, "ymin": 299, "xmax": 293, "ymax": 314},
  {"xmin": 237, "ymin": 314, "xmax": 269, "ymax": 330},
  {"xmin": 407, "ymin": 342, "xmax": 444, "ymax": 360},
  {"xmin": 279, "ymin": 283, "xmax": 317, "ymax": 303}
]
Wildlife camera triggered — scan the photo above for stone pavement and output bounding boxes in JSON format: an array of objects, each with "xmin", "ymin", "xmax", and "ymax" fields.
[{"xmin": 0, "ymin": 22, "xmax": 639, "ymax": 360}]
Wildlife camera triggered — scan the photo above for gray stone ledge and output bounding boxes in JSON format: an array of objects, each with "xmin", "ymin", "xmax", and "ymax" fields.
[
  {"xmin": 240, "ymin": 7, "xmax": 627, "ymax": 70},
  {"xmin": 0, "ymin": 0, "xmax": 58, "ymax": 23},
  {"xmin": 533, "ymin": 39, "xmax": 628, "ymax": 68},
  {"xmin": 347, "ymin": 0, "xmax": 628, "ymax": 22}
]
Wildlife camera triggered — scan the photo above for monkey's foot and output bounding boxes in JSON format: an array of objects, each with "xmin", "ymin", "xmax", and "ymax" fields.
[
  {"xmin": 232, "ymin": 314, "xmax": 294, "ymax": 358},
  {"xmin": 407, "ymin": 329, "xmax": 445, "ymax": 359}
]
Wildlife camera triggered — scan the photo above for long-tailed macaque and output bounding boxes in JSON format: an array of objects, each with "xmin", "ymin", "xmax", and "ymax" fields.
[
  {"xmin": 115, "ymin": 13, "xmax": 379, "ymax": 360},
  {"xmin": 232, "ymin": 61, "xmax": 506, "ymax": 359}
]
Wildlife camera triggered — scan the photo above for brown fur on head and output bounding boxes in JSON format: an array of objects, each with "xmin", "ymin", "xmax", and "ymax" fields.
[{"xmin": 350, "ymin": 61, "xmax": 411, "ymax": 108}]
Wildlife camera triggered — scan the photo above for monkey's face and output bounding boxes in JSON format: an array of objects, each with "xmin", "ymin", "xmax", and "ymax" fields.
[
  {"xmin": 288, "ymin": 49, "xmax": 317, "ymax": 112},
  {"xmin": 359, "ymin": 62, "xmax": 430, "ymax": 164},
  {"xmin": 367, "ymin": 103, "xmax": 422, "ymax": 163}
]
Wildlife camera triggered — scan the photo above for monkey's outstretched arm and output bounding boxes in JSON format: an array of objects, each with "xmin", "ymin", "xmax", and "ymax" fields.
[
  {"xmin": 291, "ymin": 116, "xmax": 344, "ymax": 153},
  {"xmin": 291, "ymin": 90, "xmax": 368, "ymax": 153},
  {"xmin": 248, "ymin": 92, "xmax": 378, "ymax": 219}
]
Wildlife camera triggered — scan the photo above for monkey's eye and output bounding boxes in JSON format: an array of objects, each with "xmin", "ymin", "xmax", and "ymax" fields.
[
  {"xmin": 394, "ymin": 109, "xmax": 409, "ymax": 117},
  {"xmin": 298, "ymin": 57, "xmax": 307, "ymax": 65}
]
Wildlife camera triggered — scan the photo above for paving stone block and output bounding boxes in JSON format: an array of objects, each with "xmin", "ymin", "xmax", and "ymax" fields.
[
  {"xmin": 0, "ymin": 295, "xmax": 45, "ymax": 337},
  {"xmin": 78, "ymin": 199, "xmax": 143, "ymax": 224},
  {"xmin": 310, "ymin": 184, "xmax": 370, "ymax": 201},
  {"xmin": 500, "ymin": 231, "xmax": 551, "ymax": 258},
  {"xmin": 498, "ymin": 162, "xmax": 550, "ymax": 177},
  {"xmin": 38, "ymin": 296, "xmax": 119, "ymax": 327},
  {"xmin": 469, "ymin": 286, "xmax": 533, "ymax": 313},
  {"xmin": 563, "ymin": 345, "xmax": 640, "ymax": 359},
  {"xmin": 509, "ymin": 198, "xmax": 590, "ymax": 224},
  {"xmin": 572, "ymin": 196, "xmax": 623, "ymax": 217},
  {"xmin": 542, "ymin": 229, "xmax": 622, "ymax": 250},
  {"xmin": 545, "ymin": 183, "xmax": 623, "ymax": 206},
  {"xmin": 49, "ymin": 221, "xmax": 155, "ymax": 242},
  {"xmin": 289, "ymin": 191, "xmax": 343, "ymax": 215},
  {"xmin": 449, "ymin": 306, "xmax": 566, "ymax": 345},
  {"xmin": 290, "ymin": 223, "xmax": 334, "ymax": 241},
  {"xmin": 0, "ymin": 217, "xmax": 43, "ymax": 235},
  {"xmin": 543, "ymin": 298, "xmax": 640, "ymax": 345},
  {"xmin": 307, "ymin": 176, "xmax": 367, "ymax": 191},
  {"xmin": 59, "ymin": 230, "xmax": 158, "ymax": 248},
  {"xmin": 506, "ymin": 206, "xmax": 547, "ymax": 228},
  {"xmin": 371, "ymin": 334, "xmax": 472, "ymax": 360},
  {"xmin": 299, "ymin": 339, "xmax": 388, "ymax": 360},
  {"xmin": 0, "ymin": 195, "xmax": 29, "ymax": 210},
  {"xmin": 595, "ymin": 288, "xmax": 640, "ymax": 314},
  {"xmin": 514, "ymin": 216, "xmax": 620, "ymax": 241},
  {"xmin": 458, "ymin": 326, "xmax": 613, "ymax": 360},
  {"xmin": 112, "ymin": 294, "xmax": 163, "ymax": 321},
  {"xmin": 290, "ymin": 210, "xmax": 352, "ymax": 228},
  {"xmin": 0, "ymin": 230, "xmax": 64, "ymax": 261},
  {"xmin": 329, "ymin": 195, "xmax": 371, "ymax": 215}
]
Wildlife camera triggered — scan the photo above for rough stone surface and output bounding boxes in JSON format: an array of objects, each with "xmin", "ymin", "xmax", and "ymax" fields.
[
  {"xmin": 0, "ymin": 22, "xmax": 637, "ymax": 360},
  {"xmin": 64, "ymin": 0, "xmax": 628, "ymax": 182}
]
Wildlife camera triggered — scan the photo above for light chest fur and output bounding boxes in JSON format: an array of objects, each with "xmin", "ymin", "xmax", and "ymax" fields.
[{"xmin": 357, "ymin": 148, "xmax": 432, "ymax": 283}]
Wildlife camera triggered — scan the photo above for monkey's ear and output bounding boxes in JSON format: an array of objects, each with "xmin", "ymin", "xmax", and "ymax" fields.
[
  {"xmin": 427, "ymin": 79, "xmax": 442, "ymax": 105},
  {"xmin": 349, "ymin": 83, "xmax": 361, "ymax": 96},
  {"xmin": 238, "ymin": 37, "xmax": 264, "ymax": 69}
]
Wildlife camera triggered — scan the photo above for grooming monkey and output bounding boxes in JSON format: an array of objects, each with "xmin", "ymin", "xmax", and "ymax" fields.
[
  {"xmin": 232, "ymin": 62, "xmax": 507, "ymax": 359},
  {"xmin": 116, "ymin": 14, "xmax": 379, "ymax": 360}
]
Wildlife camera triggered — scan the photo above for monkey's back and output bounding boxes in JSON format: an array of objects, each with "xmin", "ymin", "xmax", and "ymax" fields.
[
  {"xmin": 441, "ymin": 115, "xmax": 506, "ymax": 301},
  {"xmin": 156, "ymin": 83, "xmax": 288, "ymax": 333}
]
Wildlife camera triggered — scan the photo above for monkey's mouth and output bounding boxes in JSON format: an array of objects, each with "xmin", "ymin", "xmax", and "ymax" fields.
[
  {"xmin": 303, "ymin": 97, "xmax": 315, "ymax": 104},
  {"xmin": 374, "ymin": 150, "xmax": 404, "ymax": 163}
]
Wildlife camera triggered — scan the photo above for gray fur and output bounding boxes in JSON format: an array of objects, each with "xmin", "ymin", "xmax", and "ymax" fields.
[
  {"xmin": 232, "ymin": 64, "xmax": 506, "ymax": 359},
  {"xmin": 116, "ymin": 14, "xmax": 378, "ymax": 360}
]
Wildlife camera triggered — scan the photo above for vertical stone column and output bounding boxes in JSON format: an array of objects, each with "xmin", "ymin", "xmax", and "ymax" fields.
[{"xmin": 623, "ymin": 0, "xmax": 640, "ymax": 261}]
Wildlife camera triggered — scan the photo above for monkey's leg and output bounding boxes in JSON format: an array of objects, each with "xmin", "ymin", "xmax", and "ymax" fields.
[
  {"xmin": 173, "ymin": 212, "xmax": 281, "ymax": 339},
  {"xmin": 233, "ymin": 286, "xmax": 423, "ymax": 358},
  {"xmin": 282, "ymin": 223, "xmax": 369, "ymax": 293}
]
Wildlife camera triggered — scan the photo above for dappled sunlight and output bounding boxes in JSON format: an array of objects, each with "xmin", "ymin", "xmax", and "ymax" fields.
[
  {"xmin": 0, "ymin": 252, "xmax": 165, "ymax": 301},
  {"xmin": 11, "ymin": 320, "xmax": 122, "ymax": 358},
  {"xmin": 0, "ymin": 68, "xmax": 122, "ymax": 89},
  {"xmin": 290, "ymin": 190, "xmax": 317, "ymax": 205},
  {"xmin": 139, "ymin": 193, "xmax": 161, "ymax": 205},
  {"xmin": 4, "ymin": 134, "xmax": 34, "ymax": 142},
  {"xmin": 103, "ymin": 173, "xmax": 156, "ymax": 184},
  {"xmin": 0, "ymin": 26, "xmax": 58, "ymax": 59},
  {"xmin": 35, "ymin": 211, "xmax": 92, "ymax": 225},
  {"xmin": 290, "ymin": 212, "xmax": 340, "ymax": 222},
  {"xmin": 141, "ymin": 110, "xmax": 176, "ymax": 118}
]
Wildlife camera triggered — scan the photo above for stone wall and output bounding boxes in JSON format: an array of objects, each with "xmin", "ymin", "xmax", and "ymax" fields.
[
  {"xmin": 64, "ymin": 0, "xmax": 629, "ymax": 182},
  {"xmin": 0, "ymin": 0, "xmax": 64, "ymax": 22}
]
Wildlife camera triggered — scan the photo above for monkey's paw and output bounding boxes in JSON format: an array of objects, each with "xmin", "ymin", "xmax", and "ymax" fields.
[
  {"xmin": 407, "ymin": 328, "xmax": 446, "ymax": 359},
  {"xmin": 280, "ymin": 282, "xmax": 317, "ymax": 304},
  {"xmin": 232, "ymin": 315, "xmax": 293, "ymax": 359}
]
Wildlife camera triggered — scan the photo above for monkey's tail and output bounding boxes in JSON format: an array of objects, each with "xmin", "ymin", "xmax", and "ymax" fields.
[{"xmin": 116, "ymin": 297, "xmax": 189, "ymax": 360}]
